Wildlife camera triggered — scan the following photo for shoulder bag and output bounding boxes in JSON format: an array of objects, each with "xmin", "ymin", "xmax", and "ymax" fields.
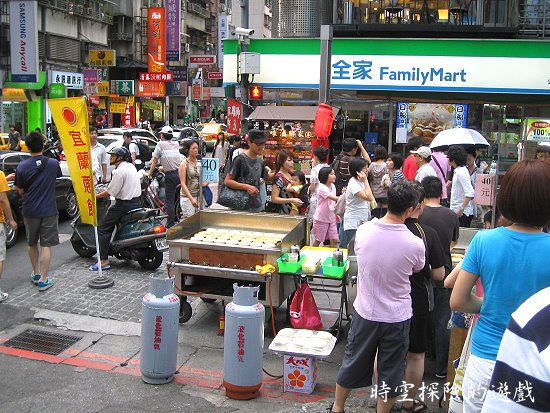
[{"xmin": 218, "ymin": 155, "xmax": 261, "ymax": 210}]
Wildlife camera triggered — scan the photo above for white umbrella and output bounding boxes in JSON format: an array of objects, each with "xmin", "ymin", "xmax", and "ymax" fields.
[{"xmin": 429, "ymin": 128, "xmax": 490, "ymax": 150}]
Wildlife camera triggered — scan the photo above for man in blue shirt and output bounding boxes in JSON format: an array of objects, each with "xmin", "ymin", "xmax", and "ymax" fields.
[{"xmin": 14, "ymin": 132, "xmax": 62, "ymax": 291}]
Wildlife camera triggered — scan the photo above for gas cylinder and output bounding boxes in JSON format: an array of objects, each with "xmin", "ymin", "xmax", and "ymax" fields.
[
  {"xmin": 140, "ymin": 276, "xmax": 180, "ymax": 384},
  {"xmin": 223, "ymin": 283, "xmax": 265, "ymax": 400}
]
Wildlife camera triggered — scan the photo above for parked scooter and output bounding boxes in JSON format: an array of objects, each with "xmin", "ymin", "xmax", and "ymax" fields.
[{"xmin": 70, "ymin": 187, "xmax": 168, "ymax": 270}]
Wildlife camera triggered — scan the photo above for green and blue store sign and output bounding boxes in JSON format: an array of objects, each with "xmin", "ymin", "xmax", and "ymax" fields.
[{"xmin": 222, "ymin": 38, "xmax": 550, "ymax": 99}]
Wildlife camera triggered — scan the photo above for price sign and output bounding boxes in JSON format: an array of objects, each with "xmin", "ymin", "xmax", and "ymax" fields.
[
  {"xmin": 201, "ymin": 158, "xmax": 219, "ymax": 182},
  {"xmin": 474, "ymin": 174, "xmax": 495, "ymax": 206}
]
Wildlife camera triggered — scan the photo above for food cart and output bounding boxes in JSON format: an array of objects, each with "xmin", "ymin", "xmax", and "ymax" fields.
[
  {"xmin": 247, "ymin": 105, "xmax": 341, "ymax": 174},
  {"xmin": 167, "ymin": 210, "xmax": 308, "ymax": 322}
]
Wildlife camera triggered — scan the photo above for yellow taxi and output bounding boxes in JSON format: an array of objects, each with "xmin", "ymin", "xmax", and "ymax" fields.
[
  {"xmin": 195, "ymin": 121, "xmax": 229, "ymax": 150},
  {"xmin": 0, "ymin": 133, "xmax": 29, "ymax": 152}
]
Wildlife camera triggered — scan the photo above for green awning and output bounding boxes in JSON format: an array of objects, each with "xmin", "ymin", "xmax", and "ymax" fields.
[{"xmin": 4, "ymin": 72, "xmax": 47, "ymax": 90}]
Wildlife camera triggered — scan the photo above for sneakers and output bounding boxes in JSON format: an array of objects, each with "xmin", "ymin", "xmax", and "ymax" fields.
[
  {"xmin": 37, "ymin": 279, "xmax": 55, "ymax": 292},
  {"xmin": 0, "ymin": 290, "xmax": 8, "ymax": 302},
  {"xmin": 30, "ymin": 272, "xmax": 41, "ymax": 284}
]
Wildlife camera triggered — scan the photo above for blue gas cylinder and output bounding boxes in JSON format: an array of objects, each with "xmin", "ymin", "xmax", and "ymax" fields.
[
  {"xmin": 223, "ymin": 284, "xmax": 265, "ymax": 400},
  {"xmin": 140, "ymin": 276, "xmax": 180, "ymax": 384}
]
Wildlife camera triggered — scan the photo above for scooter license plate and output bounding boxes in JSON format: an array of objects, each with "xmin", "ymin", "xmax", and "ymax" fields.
[{"xmin": 155, "ymin": 237, "xmax": 168, "ymax": 250}]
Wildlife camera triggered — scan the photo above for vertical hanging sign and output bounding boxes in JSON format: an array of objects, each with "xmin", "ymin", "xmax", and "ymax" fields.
[
  {"xmin": 9, "ymin": 1, "xmax": 39, "ymax": 82},
  {"xmin": 165, "ymin": 0, "xmax": 180, "ymax": 61},
  {"xmin": 148, "ymin": 8, "xmax": 166, "ymax": 73},
  {"xmin": 218, "ymin": 14, "xmax": 228, "ymax": 69}
]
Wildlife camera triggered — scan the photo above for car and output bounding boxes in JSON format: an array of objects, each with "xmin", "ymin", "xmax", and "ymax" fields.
[
  {"xmin": 0, "ymin": 133, "xmax": 29, "ymax": 152},
  {"xmin": 195, "ymin": 122, "xmax": 229, "ymax": 150},
  {"xmin": 0, "ymin": 150, "xmax": 78, "ymax": 248},
  {"xmin": 60, "ymin": 135, "xmax": 158, "ymax": 178},
  {"xmin": 171, "ymin": 127, "xmax": 206, "ymax": 157},
  {"xmin": 97, "ymin": 128, "xmax": 158, "ymax": 141}
]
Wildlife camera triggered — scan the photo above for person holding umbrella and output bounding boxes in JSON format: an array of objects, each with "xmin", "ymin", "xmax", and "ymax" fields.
[{"xmin": 447, "ymin": 145, "xmax": 475, "ymax": 227}]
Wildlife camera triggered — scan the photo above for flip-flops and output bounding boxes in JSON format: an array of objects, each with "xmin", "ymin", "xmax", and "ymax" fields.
[
  {"xmin": 400, "ymin": 399, "xmax": 427, "ymax": 413},
  {"xmin": 89, "ymin": 263, "xmax": 111, "ymax": 271}
]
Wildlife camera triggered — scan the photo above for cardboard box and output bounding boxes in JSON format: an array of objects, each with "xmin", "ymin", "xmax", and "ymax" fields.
[{"xmin": 283, "ymin": 355, "xmax": 317, "ymax": 394}]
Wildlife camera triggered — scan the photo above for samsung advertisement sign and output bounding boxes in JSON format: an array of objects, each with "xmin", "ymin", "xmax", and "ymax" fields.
[{"xmin": 9, "ymin": 1, "xmax": 39, "ymax": 83}]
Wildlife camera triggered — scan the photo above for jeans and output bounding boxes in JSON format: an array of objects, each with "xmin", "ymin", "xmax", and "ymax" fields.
[
  {"xmin": 433, "ymin": 287, "xmax": 451, "ymax": 375},
  {"xmin": 164, "ymin": 170, "xmax": 180, "ymax": 227},
  {"xmin": 98, "ymin": 197, "xmax": 141, "ymax": 261},
  {"xmin": 338, "ymin": 220, "xmax": 348, "ymax": 248}
]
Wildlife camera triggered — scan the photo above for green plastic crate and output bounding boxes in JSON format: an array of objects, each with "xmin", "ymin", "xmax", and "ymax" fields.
[
  {"xmin": 321, "ymin": 257, "xmax": 348, "ymax": 279},
  {"xmin": 276, "ymin": 253, "xmax": 306, "ymax": 273}
]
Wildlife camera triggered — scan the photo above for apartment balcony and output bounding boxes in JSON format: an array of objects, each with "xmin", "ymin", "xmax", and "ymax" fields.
[
  {"xmin": 187, "ymin": 1, "xmax": 211, "ymax": 19},
  {"xmin": 37, "ymin": 0, "xmax": 113, "ymax": 25}
]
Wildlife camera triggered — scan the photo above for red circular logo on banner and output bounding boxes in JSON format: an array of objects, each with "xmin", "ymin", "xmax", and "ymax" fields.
[{"xmin": 62, "ymin": 107, "xmax": 78, "ymax": 126}]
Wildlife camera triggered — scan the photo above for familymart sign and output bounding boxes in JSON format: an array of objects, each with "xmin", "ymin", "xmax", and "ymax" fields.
[{"xmin": 222, "ymin": 38, "xmax": 550, "ymax": 95}]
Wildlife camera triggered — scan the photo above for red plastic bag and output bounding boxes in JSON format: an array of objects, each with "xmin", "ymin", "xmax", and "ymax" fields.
[{"xmin": 289, "ymin": 280, "xmax": 323, "ymax": 330}]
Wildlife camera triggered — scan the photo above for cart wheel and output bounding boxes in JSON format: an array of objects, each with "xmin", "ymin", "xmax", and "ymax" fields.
[
  {"xmin": 179, "ymin": 300, "xmax": 192, "ymax": 323},
  {"xmin": 200, "ymin": 297, "xmax": 216, "ymax": 303}
]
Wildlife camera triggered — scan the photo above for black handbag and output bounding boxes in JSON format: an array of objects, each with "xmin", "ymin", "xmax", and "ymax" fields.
[{"xmin": 218, "ymin": 183, "xmax": 250, "ymax": 210}]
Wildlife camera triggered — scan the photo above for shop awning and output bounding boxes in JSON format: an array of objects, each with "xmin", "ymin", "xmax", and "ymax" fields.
[{"xmin": 247, "ymin": 105, "xmax": 340, "ymax": 121}]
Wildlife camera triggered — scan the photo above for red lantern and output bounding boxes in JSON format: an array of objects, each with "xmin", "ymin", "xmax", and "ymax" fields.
[{"xmin": 314, "ymin": 103, "xmax": 334, "ymax": 138}]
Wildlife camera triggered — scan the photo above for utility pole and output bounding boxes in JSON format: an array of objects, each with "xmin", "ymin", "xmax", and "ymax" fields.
[{"xmin": 319, "ymin": 25, "xmax": 333, "ymax": 104}]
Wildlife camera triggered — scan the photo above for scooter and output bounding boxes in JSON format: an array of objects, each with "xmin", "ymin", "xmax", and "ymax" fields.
[{"xmin": 70, "ymin": 194, "xmax": 168, "ymax": 270}]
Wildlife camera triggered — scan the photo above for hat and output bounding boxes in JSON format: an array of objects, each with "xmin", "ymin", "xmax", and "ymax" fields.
[
  {"xmin": 247, "ymin": 129, "xmax": 267, "ymax": 144},
  {"xmin": 410, "ymin": 146, "xmax": 432, "ymax": 159},
  {"xmin": 160, "ymin": 125, "xmax": 173, "ymax": 135}
]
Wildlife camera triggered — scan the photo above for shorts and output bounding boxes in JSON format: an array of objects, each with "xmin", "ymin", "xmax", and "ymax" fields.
[
  {"xmin": 462, "ymin": 354, "xmax": 495, "ymax": 413},
  {"xmin": 408, "ymin": 310, "xmax": 429, "ymax": 354},
  {"xmin": 336, "ymin": 312, "xmax": 410, "ymax": 398},
  {"xmin": 23, "ymin": 216, "xmax": 59, "ymax": 247},
  {"xmin": 180, "ymin": 196, "xmax": 198, "ymax": 219},
  {"xmin": 0, "ymin": 223, "xmax": 6, "ymax": 261},
  {"xmin": 313, "ymin": 220, "xmax": 338, "ymax": 243}
]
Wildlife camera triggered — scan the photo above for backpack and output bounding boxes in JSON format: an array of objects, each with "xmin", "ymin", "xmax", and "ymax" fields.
[{"xmin": 124, "ymin": 140, "xmax": 152, "ymax": 162}]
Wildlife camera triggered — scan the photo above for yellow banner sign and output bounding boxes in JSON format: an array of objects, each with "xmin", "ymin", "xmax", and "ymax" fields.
[
  {"xmin": 47, "ymin": 97, "xmax": 96, "ymax": 226},
  {"xmin": 89, "ymin": 49, "xmax": 116, "ymax": 66},
  {"xmin": 97, "ymin": 81, "xmax": 110, "ymax": 96},
  {"xmin": 110, "ymin": 103, "xmax": 126, "ymax": 113}
]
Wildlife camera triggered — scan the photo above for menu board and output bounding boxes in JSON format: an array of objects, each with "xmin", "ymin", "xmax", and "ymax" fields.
[
  {"xmin": 264, "ymin": 127, "xmax": 315, "ymax": 174},
  {"xmin": 395, "ymin": 102, "xmax": 468, "ymax": 144}
]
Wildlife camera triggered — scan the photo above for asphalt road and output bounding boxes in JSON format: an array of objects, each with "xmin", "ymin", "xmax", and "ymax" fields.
[{"xmin": 2, "ymin": 219, "xmax": 74, "ymax": 294}]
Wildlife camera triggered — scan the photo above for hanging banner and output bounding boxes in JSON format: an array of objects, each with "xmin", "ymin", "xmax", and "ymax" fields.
[
  {"xmin": 148, "ymin": 8, "xmax": 166, "ymax": 73},
  {"xmin": 226, "ymin": 98, "xmax": 242, "ymax": 135},
  {"xmin": 165, "ymin": 0, "xmax": 181, "ymax": 61},
  {"xmin": 9, "ymin": 1, "xmax": 39, "ymax": 82},
  {"xmin": 122, "ymin": 104, "xmax": 135, "ymax": 127},
  {"xmin": 47, "ymin": 97, "xmax": 96, "ymax": 226},
  {"xmin": 218, "ymin": 14, "xmax": 228, "ymax": 69}
]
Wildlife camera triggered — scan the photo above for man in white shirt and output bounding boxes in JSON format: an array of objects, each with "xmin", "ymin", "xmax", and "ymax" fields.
[
  {"xmin": 412, "ymin": 146, "xmax": 437, "ymax": 183},
  {"xmin": 123, "ymin": 132, "xmax": 143, "ymax": 171},
  {"xmin": 91, "ymin": 147, "xmax": 141, "ymax": 271},
  {"xmin": 447, "ymin": 145, "xmax": 475, "ymax": 227}
]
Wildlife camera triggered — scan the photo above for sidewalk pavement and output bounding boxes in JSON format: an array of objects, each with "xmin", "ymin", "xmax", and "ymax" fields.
[{"xmin": 0, "ymin": 252, "xmax": 448, "ymax": 412}]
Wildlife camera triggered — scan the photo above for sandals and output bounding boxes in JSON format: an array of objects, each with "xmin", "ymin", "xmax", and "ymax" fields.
[
  {"xmin": 327, "ymin": 403, "xmax": 345, "ymax": 413},
  {"xmin": 400, "ymin": 399, "xmax": 427, "ymax": 413},
  {"xmin": 89, "ymin": 263, "xmax": 111, "ymax": 271}
]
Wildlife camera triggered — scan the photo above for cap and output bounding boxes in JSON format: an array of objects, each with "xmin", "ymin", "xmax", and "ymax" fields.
[
  {"xmin": 247, "ymin": 129, "xmax": 267, "ymax": 145},
  {"xmin": 160, "ymin": 125, "xmax": 173, "ymax": 135},
  {"xmin": 410, "ymin": 146, "xmax": 432, "ymax": 159}
]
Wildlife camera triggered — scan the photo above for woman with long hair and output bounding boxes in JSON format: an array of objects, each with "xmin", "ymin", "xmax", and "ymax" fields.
[
  {"xmin": 369, "ymin": 145, "xmax": 389, "ymax": 218},
  {"xmin": 451, "ymin": 159, "xmax": 550, "ymax": 412},
  {"xmin": 213, "ymin": 132, "xmax": 229, "ymax": 170},
  {"xmin": 269, "ymin": 149, "xmax": 303, "ymax": 214},
  {"xmin": 179, "ymin": 140, "xmax": 204, "ymax": 219},
  {"xmin": 343, "ymin": 157, "xmax": 374, "ymax": 244}
]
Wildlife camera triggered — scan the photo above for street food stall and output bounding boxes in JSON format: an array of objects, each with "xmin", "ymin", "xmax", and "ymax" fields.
[
  {"xmin": 167, "ymin": 210, "xmax": 308, "ymax": 322},
  {"xmin": 247, "ymin": 105, "xmax": 341, "ymax": 174}
]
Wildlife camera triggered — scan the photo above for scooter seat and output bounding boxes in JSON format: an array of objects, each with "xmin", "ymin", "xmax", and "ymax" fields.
[{"xmin": 119, "ymin": 208, "xmax": 157, "ymax": 225}]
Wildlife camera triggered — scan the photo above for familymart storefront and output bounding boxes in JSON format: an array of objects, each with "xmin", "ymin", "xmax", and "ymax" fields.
[{"xmin": 223, "ymin": 38, "xmax": 550, "ymax": 166}]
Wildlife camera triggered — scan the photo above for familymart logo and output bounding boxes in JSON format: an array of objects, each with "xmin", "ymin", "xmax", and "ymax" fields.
[{"xmin": 331, "ymin": 59, "xmax": 468, "ymax": 85}]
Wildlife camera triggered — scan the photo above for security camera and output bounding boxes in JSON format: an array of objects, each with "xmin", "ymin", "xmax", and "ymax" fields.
[{"xmin": 232, "ymin": 27, "xmax": 254, "ymax": 36}]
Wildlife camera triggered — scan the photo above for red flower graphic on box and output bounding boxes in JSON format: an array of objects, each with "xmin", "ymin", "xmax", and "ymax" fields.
[{"xmin": 287, "ymin": 369, "xmax": 307, "ymax": 387}]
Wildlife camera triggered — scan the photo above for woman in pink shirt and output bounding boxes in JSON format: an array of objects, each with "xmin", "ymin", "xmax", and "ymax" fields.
[{"xmin": 313, "ymin": 166, "xmax": 340, "ymax": 247}]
